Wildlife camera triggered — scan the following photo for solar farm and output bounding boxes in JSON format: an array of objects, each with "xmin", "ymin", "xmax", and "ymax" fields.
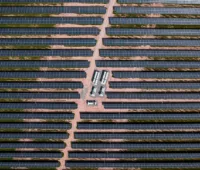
[{"xmin": 1, "ymin": 0, "xmax": 200, "ymax": 169}]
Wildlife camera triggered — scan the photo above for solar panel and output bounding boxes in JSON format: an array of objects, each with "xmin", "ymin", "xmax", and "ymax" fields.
[
  {"xmin": 0, "ymin": 0, "xmax": 109, "ymax": 3},
  {"xmin": 0, "ymin": 102, "xmax": 77, "ymax": 109},
  {"xmin": 0, "ymin": 132, "xmax": 68, "ymax": 139},
  {"xmin": 103, "ymin": 102, "xmax": 200, "ymax": 109},
  {"xmin": 0, "ymin": 6, "xmax": 106, "ymax": 14},
  {"xmin": 72, "ymin": 142, "xmax": 200, "ymax": 149},
  {"xmin": 100, "ymin": 49, "xmax": 200, "ymax": 58},
  {"xmin": 103, "ymin": 39, "xmax": 200, "ymax": 47},
  {"xmin": 77, "ymin": 122, "xmax": 200, "ymax": 129},
  {"xmin": 69, "ymin": 151, "xmax": 200, "ymax": 159},
  {"xmin": 0, "ymin": 112, "xmax": 74, "ymax": 119},
  {"xmin": 0, "ymin": 122, "xmax": 71, "ymax": 129},
  {"xmin": 0, "ymin": 142, "xmax": 65, "ymax": 149},
  {"xmin": 114, "ymin": 6, "xmax": 200, "ymax": 14},
  {"xmin": 109, "ymin": 82, "xmax": 200, "ymax": 89},
  {"xmin": 117, "ymin": 0, "xmax": 200, "ymax": 4},
  {"xmin": 112, "ymin": 71, "xmax": 200, "ymax": 79},
  {"xmin": 0, "ymin": 152, "xmax": 62, "ymax": 158},
  {"xmin": 110, "ymin": 17, "xmax": 200, "ymax": 25},
  {"xmin": 96, "ymin": 60, "xmax": 200, "ymax": 68},
  {"xmin": 0, "ymin": 38, "xmax": 96, "ymax": 46},
  {"xmin": 66, "ymin": 161, "xmax": 200, "ymax": 168},
  {"xmin": 0, "ymin": 28, "xmax": 100, "ymax": 35},
  {"xmin": 0, "ymin": 17, "xmax": 103, "ymax": 25},
  {"xmin": 80, "ymin": 112, "xmax": 200, "ymax": 120},
  {"xmin": 0, "ymin": 82, "xmax": 83, "ymax": 89},
  {"xmin": 0, "ymin": 161, "xmax": 59, "ymax": 168},
  {"xmin": 0, "ymin": 49, "xmax": 93, "ymax": 57},
  {"xmin": 0, "ymin": 71, "xmax": 86, "ymax": 78}
]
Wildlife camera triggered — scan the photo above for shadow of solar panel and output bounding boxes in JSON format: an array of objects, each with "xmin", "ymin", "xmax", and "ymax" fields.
[
  {"xmin": 114, "ymin": 6, "xmax": 200, "ymax": 14},
  {"xmin": 0, "ymin": 71, "xmax": 86, "ymax": 78},
  {"xmin": 106, "ymin": 28, "xmax": 200, "ymax": 36},
  {"xmin": 110, "ymin": 17, "xmax": 200, "ymax": 25},
  {"xmin": 0, "ymin": 49, "xmax": 93, "ymax": 57},
  {"xmin": 0, "ymin": 152, "xmax": 62, "ymax": 158},
  {"xmin": 0, "ymin": 112, "xmax": 74, "ymax": 119},
  {"xmin": 0, "ymin": 28, "xmax": 100, "ymax": 35},
  {"xmin": 0, "ymin": 38, "xmax": 96, "ymax": 46},
  {"xmin": 0, "ymin": 132, "xmax": 68, "ymax": 139},
  {"xmin": 0, "ymin": 122, "xmax": 71, "ymax": 129},
  {"xmin": 0, "ymin": 82, "xmax": 83, "ymax": 89},
  {"xmin": 0, "ymin": 142, "xmax": 65, "ymax": 149},
  {"xmin": 0, "ymin": 102, "xmax": 77, "ymax": 109},
  {"xmin": 0, "ymin": 92, "xmax": 80, "ymax": 99},
  {"xmin": 0, "ymin": 6, "xmax": 106, "ymax": 14},
  {"xmin": 0, "ymin": 161, "xmax": 59, "ymax": 168},
  {"xmin": 109, "ymin": 82, "xmax": 200, "ymax": 89},
  {"xmin": 66, "ymin": 161, "xmax": 200, "ymax": 168},
  {"xmin": 71, "ymin": 142, "xmax": 200, "ymax": 149},
  {"xmin": 117, "ymin": 0, "xmax": 200, "ymax": 4},
  {"xmin": 0, "ymin": 17, "xmax": 103, "ymax": 25}
]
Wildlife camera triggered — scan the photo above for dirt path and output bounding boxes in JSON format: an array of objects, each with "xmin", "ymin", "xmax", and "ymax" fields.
[{"xmin": 58, "ymin": 1, "xmax": 116, "ymax": 169}]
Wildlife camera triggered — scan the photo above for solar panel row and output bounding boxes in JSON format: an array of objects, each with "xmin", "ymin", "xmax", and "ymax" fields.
[
  {"xmin": 112, "ymin": 71, "xmax": 200, "ymax": 79},
  {"xmin": 0, "ymin": 38, "xmax": 96, "ymax": 46},
  {"xmin": 103, "ymin": 39, "xmax": 200, "ymax": 47},
  {"xmin": 0, "ymin": 152, "xmax": 62, "ymax": 158},
  {"xmin": 110, "ymin": 17, "xmax": 200, "ymax": 25},
  {"xmin": 72, "ymin": 142, "xmax": 200, "ymax": 149},
  {"xmin": 0, "ymin": 17, "xmax": 103, "ymax": 25},
  {"xmin": 0, "ymin": 92, "xmax": 80, "ymax": 99},
  {"xmin": 109, "ymin": 82, "xmax": 200, "ymax": 89},
  {"xmin": 0, "ymin": 0, "xmax": 109, "ymax": 3},
  {"xmin": 97, "ymin": 60, "xmax": 200, "ymax": 68},
  {"xmin": 69, "ymin": 152, "xmax": 200, "ymax": 158},
  {"xmin": 66, "ymin": 161, "xmax": 200, "ymax": 168},
  {"xmin": 0, "ymin": 28, "xmax": 100, "ymax": 35},
  {"xmin": 0, "ymin": 6, "xmax": 106, "ymax": 14},
  {"xmin": 0, "ymin": 49, "xmax": 93, "ymax": 57},
  {"xmin": 118, "ymin": 0, "xmax": 200, "ymax": 4},
  {"xmin": 0, "ymin": 82, "xmax": 83, "ymax": 89},
  {"xmin": 75, "ymin": 132, "xmax": 200, "ymax": 139},
  {"xmin": 0, "ymin": 112, "xmax": 74, "ymax": 119},
  {"xmin": 0, "ymin": 142, "xmax": 65, "ymax": 148},
  {"xmin": 100, "ymin": 49, "xmax": 200, "ymax": 57},
  {"xmin": 114, "ymin": 7, "xmax": 200, "ymax": 14},
  {"xmin": 0, "ymin": 161, "xmax": 59, "ymax": 168},
  {"xmin": 77, "ymin": 122, "xmax": 200, "ymax": 129},
  {"xmin": 106, "ymin": 92, "xmax": 200, "ymax": 99},
  {"xmin": 0, "ymin": 122, "xmax": 71, "ymax": 129},
  {"xmin": 0, "ymin": 132, "xmax": 68, "ymax": 139},
  {"xmin": 0, "ymin": 61, "xmax": 89, "ymax": 68},
  {"xmin": 0, "ymin": 71, "xmax": 86, "ymax": 78},
  {"xmin": 0, "ymin": 102, "xmax": 77, "ymax": 109},
  {"xmin": 80, "ymin": 112, "xmax": 200, "ymax": 120},
  {"xmin": 103, "ymin": 102, "xmax": 200, "ymax": 109}
]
